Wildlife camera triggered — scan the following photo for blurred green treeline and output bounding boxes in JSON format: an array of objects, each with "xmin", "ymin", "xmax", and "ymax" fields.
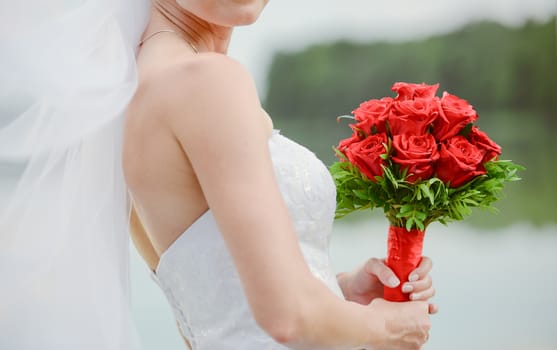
[{"xmin": 263, "ymin": 18, "xmax": 557, "ymax": 227}]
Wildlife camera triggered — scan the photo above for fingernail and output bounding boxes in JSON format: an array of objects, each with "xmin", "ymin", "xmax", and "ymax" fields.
[
  {"xmin": 410, "ymin": 292, "xmax": 420, "ymax": 300},
  {"xmin": 409, "ymin": 273, "xmax": 419, "ymax": 282},
  {"xmin": 402, "ymin": 284, "xmax": 413, "ymax": 293},
  {"xmin": 388, "ymin": 276, "xmax": 400, "ymax": 287}
]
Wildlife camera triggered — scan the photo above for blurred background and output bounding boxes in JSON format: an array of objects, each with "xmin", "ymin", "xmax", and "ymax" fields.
[
  {"xmin": 131, "ymin": 1, "xmax": 557, "ymax": 349},
  {"xmin": 1, "ymin": 0, "xmax": 555, "ymax": 349}
]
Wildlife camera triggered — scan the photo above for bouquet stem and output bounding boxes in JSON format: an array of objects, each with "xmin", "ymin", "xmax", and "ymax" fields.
[{"xmin": 384, "ymin": 226, "xmax": 425, "ymax": 302}]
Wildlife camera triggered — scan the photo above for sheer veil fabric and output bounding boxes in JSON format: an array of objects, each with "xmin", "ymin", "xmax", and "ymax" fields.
[{"xmin": 0, "ymin": 0, "xmax": 150, "ymax": 348}]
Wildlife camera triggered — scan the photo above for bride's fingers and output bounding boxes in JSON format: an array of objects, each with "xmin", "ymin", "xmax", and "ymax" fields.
[
  {"xmin": 409, "ymin": 285, "xmax": 435, "ymax": 301},
  {"xmin": 365, "ymin": 258, "xmax": 400, "ymax": 288},
  {"xmin": 428, "ymin": 303, "xmax": 439, "ymax": 315},
  {"xmin": 404, "ymin": 275, "xmax": 435, "ymax": 300},
  {"xmin": 402, "ymin": 275, "xmax": 432, "ymax": 294},
  {"xmin": 408, "ymin": 256, "xmax": 432, "ymax": 282}
]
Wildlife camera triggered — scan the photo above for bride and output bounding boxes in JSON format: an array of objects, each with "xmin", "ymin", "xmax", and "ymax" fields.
[
  {"xmin": 1, "ymin": 0, "xmax": 435, "ymax": 349},
  {"xmin": 125, "ymin": 0, "xmax": 436, "ymax": 349}
]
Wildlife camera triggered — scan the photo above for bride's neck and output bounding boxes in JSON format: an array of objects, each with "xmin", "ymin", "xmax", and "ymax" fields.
[{"xmin": 148, "ymin": 0, "xmax": 232, "ymax": 54}]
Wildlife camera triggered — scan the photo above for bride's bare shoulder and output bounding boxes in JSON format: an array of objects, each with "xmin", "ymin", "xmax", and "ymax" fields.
[
  {"xmin": 136, "ymin": 53, "xmax": 259, "ymax": 111},
  {"xmin": 133, "ymin": 52, "xmax": 267, "ymax": 138}
]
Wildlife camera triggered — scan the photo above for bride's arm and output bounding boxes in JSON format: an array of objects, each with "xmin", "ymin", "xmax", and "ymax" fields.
[{"xmin": 154, "ymin": 53, "xmax": 430, "ymax": 350}]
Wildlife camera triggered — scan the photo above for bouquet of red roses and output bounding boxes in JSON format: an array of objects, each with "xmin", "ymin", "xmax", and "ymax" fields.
[{"xmin": 330, "ymin": 82, "xmax": 522, "ymax": 301}]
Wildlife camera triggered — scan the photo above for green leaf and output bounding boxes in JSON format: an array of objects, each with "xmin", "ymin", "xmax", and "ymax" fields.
[
  {"xmin": 415, "ymin": 219, "xmax": 425, "ymax": 231},
  {"xmin": 415, "ymin": 211, "xmax": 427, "ymax": 221},
  {"xmin": 419, "ymin": 183, "xmax": 435, "ymax": 205},
  {"xmin": 352, "ymin": 189, "xmax": 369, "ymax": 200},
  {"xmin": 330, "ymin": 147, "xmax": 523, "ymax": 229}
]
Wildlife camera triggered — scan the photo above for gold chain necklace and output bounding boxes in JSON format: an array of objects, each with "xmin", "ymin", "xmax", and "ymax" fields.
[{"xmin": 139, "ymin": 29, "xmax": 199, "ymax": 54}]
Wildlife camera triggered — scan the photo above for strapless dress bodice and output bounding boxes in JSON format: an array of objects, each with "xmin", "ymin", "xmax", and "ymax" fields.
[{"xmin": 152, "ymin": 130, "xmax": 343, "ymax": 349}]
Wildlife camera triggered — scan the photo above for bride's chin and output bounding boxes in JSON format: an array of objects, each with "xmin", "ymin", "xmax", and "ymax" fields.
[
  {"xmin": 234, "ymin": 11, "xmax": 264, "ymax": 25},
  {"xmin": 225, "ymin": 0, "xmax": 269, "ymax": 23},
  {"xmin": 176, "ymin": 0, "xmax": 268, "ymax": 27},
  {"xmin": 216, "ymin": 6, "xmax": 267, "ymax": 26}
]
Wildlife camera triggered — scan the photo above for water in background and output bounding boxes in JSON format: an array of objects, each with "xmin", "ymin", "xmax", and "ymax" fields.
[
  {"xmin": 1, "ymin": 177, "xmax": 555, "ymax": 349},
  {"xmin": 131, "ymin": 215, "xmax": 557, "ymax": 350},
  {"xmin": 331, "ymin": 220, "xmax": 557, "ymax": 350}
]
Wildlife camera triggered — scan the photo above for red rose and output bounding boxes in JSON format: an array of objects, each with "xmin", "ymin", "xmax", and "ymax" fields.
[
  {"xmin": 392, "ymin": 133, "xmax": 440, "ymax": 183},
  {"xmin": 468, "ymin": 126, "xmax": 501, "ymax": 162},
  {"xmin": 336, "ymin": 132, "xmax": 362, "ymax": 157},
  {"xmin": 433, "ymin": 92, "xmax": 478, "ymax": 141},
  {"xmin": 352, "ymin": 97, "xmax": 393, "ymax": 134},
  {"xmin": 344, "ymin": 133, "xmax": 388, "ymax": 181},
  {"xmin": 388, "ymin": 97, "xmax": 440, "ymax": 136},
  {"xmin": 436, "ymin": 136, "xmax": 486, "ymax": 188},
  {"xmin": 391, "ymin": 82, "xmax": 439, "ymax": 101}
]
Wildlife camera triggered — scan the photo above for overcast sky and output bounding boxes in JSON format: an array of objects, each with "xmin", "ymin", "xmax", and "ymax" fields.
[{"xmin": 227, "ymin": 0, "xmax": 557, "ymax": 94}]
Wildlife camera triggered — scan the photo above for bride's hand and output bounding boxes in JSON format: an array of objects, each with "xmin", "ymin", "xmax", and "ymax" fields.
[
  {"xmin": 337, "ymin": 256, "xmax": 438, "ymax": 313},
  {"xmin": 365, "ymin": 298, "xmax": 431, "ymax": 350}
]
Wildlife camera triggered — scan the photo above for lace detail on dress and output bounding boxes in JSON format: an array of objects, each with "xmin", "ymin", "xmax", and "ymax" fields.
[{"xmin": 152, "ymin": 130, "xmax": 342, "ymax": 349}]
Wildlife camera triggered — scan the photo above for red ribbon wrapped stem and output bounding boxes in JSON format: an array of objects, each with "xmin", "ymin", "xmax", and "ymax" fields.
[{"xmin": 384, "ymin": 226, "xmax": 425, "ymax": 302}]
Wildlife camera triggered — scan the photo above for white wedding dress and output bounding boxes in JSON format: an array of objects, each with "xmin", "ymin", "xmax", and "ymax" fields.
[{"xmin": 152, "ymin": 130, "xmax": 345, "ymax": 349}]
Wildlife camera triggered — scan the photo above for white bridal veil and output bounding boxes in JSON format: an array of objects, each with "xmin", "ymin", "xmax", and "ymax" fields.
[{"xmin": 0, "ymin": 0, "xmax": 149, "ymax": 348}]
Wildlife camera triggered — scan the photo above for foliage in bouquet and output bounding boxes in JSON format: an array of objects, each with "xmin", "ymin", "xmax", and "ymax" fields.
[{"xmin": 330, "ymin": 82, "xmax": 523, "ymax": 231}]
